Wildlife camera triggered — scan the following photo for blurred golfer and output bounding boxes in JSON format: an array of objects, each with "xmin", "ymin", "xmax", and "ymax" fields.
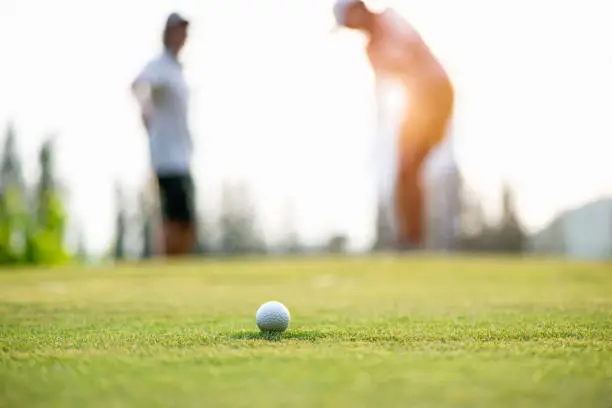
[
  {"xmin": 131, "ymin": 12, "xmax": 196, "ymax": 256},
  {"xmin": 333, "ymin": 0, "xmax": 454, "ymax": 250}
]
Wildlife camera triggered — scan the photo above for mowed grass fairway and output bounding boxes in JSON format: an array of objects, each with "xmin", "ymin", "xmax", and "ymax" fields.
[{"xmin": 1, "ymin": 256, "xmax": 611, "ymax": 408}]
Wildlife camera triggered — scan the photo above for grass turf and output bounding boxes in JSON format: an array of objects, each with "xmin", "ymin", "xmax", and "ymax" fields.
[{"xmin": 0, "ymin": 255, "xmax": 611, "ymax": 407}]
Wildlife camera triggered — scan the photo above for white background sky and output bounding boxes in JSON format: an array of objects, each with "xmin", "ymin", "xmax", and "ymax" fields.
[{"xmin": 0, "ymin": 0, "xmax": 611, "ymax": 254}]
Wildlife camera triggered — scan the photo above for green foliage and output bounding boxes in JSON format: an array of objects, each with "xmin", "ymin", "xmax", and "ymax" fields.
[
  {"xmin": 0, "ymin": 123, "xmax": 29, "ymax": 265},
  {"xmin": 0, "ymin": 124, "xmax": 70, "ymax": 266},
  {"xmin": 0, "ymin": 188, "xmax": 28, "ymax": 264},
  {"xmin": 25, "ymin": 191, "xmax": 70, "ymax": 265}
]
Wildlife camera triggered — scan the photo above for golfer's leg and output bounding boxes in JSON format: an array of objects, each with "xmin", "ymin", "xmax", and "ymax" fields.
[
  {"xmin": 394, "ymin": 156, "xmax": 407, "ymax": 247},
  {"xmin": 407, "ymin": 166, "xmax": 425, "ymax": 247},
  {"xmin": 171, "ymin": 175, "xmax": 196, "ymax": 255},
  {"xmin": 396, "ymin": 108, "xmax": 447, "ymax": 249},
  {"xmin": 175, "ymin": 176, "xmax": 197, "ymax": 255},
  {"xmin": 163, "ymin": 222, "xmax": 182, "ymax": 255},
  {"xmin": 395, "ymin": 154, "xmax": 425, "ymax": 248},
  {"xmin": 411, "ymin": 112, "xmax": 453, "ymax": 249},
  {"xmin": 158, "ymin": 175, "xmax": 196, "ymax": 257},
  {"xmin": 158, "ymin": 175, "xmax": 180, "ymax": 256},
  {"xmin": 163, "ymin": 222, "xmax": 194, "ymax": 255},
  {"xmin": 394, "ymin": 115, "xmax": 427, "ymax": 249},
  {"xmin": 396, "ymin": 81, "xmax": 454, "ymax": 249},
  {"xmin": 394, "ymin": 122, "xmax": 412, "ymax": 248}
]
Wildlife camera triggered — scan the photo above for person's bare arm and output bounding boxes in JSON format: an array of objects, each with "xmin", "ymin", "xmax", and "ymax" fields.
[
  {"xmin": 131, "ymin": 61, "xmax": 165, "ymax": 131},
  {"xmin": 131, "ymin": 79, "xmax": 154, "ymax": 130}
]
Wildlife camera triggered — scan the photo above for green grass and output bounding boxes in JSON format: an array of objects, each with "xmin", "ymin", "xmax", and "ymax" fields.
[{"xmin": 0, "ymin": 255, "xmax": 611, "ymax": 408}]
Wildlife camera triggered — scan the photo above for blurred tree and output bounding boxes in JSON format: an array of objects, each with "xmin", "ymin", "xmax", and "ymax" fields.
[
  {"xmin": 326, "ymin": 234, "xmax": 348, "ymax": 254},
  {"xmin": 25, "ymin": 138, "xmax": 70, "ymax": 265},
  {"xmin": 75, "ymin": 229, "xmax": 88, "ymax": 262},
  {"xmin": 372, "ymin": 201, "xmax": 395, "ymax": 251},
  {"xmin": 459, "ymin": 189, "xmax": 486, "ymax": 238},
  {"xmin": 425, "ymin": 167, "xmax": 462, "ymax": 251},
  {"xmin": 280, "ymin": 197, "xmax": 302, "ymax": 254},
  {"xmin": 456, "ymin": 178, "xmax": 492, "ymax": 251},
  {"xmin": 0, "ymin": 122, "xmax": 25, "ymax": 191},
  {"xmin": 113, "ymin": 183, "xmax": 127, "ymax": 260},
  {"xmin": 456, "ymin": 183, "xmax": 525, "ymax": 253},
  {"xmin": 138, "ymin": 191, "xmax": 153, "ymax": 259},
  {"xmin": 0, "ymin": 122, "xmax": 28, "ymax": 264},
  {"xmin": 218, "ymin": 182, "xmax": 265, "ymax": 255},
  {"xmin": 0, "ymin": 127, "xmax": 71, "ymax": 266},
  {"xmin": 195, "ymin": 215, "xmax": 212, "ymax": 255},
  {"xmin": 496, "ymin": 184, "xmax": 525, "ymax": 253}
]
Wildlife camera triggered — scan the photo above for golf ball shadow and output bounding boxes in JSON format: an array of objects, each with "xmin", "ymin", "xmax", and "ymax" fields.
[{"xmin": 228, "ymin": 329, "xmax": 328, "ymax": 342}]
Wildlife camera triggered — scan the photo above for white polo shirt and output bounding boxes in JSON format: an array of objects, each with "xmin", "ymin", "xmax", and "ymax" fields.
[{"xmin": 136, "ymin": 50, "xmax": 192, "ymax": 175}]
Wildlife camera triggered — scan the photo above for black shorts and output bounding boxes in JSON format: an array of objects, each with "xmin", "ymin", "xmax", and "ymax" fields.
[{"xmin": 156, "ymin": 174, "xmax": 195, "ymax": 223}]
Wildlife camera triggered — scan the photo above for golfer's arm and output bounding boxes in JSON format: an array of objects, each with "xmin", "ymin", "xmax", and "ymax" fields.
[
  {"xmin": 131, "ymin": 79, "xmax": 154, "ymax": 109},
  {"xmin": 131, "ymin": 79, "xmax": 160, "ymax": 131}
]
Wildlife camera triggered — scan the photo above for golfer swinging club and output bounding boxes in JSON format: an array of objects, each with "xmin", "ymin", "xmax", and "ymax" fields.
[{"xmin": 333, "ymin": 0, "xmax": 454, "ymax": 250}]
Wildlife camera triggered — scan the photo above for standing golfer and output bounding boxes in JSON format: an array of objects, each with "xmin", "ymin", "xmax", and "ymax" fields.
[
  {"xmin": 131, "ymin": 12, "xmax": 196, "ymax": 256},
  {"xmin": 333, "ymin": 0, "xmax": 454, "ymax": 250}
]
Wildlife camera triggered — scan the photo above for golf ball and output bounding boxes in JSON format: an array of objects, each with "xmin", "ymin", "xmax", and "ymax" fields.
[{"xmin": 256, "ymin": 301, "xmax": 290, "ymax": 332}]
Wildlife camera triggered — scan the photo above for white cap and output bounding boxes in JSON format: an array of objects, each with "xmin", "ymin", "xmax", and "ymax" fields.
[{"xmin": 333, "ymin": 0, "xmax": 361, "ymax": 26}]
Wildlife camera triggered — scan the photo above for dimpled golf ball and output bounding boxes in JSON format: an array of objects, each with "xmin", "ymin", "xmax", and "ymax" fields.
[{"xmin": 256, "ymin": 301, "xmax": 290, "ymax": 332}]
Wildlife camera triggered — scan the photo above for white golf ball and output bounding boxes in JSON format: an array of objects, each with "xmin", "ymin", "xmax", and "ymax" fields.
[{"xmin": 256, "ymin": 301, "xmax": 290, "ymax": 332}]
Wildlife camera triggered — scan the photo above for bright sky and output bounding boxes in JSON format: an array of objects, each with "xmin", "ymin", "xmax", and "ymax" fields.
[{"xmin": 0, "ymin": 0, "xmax": 611, "ymax": 254}]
